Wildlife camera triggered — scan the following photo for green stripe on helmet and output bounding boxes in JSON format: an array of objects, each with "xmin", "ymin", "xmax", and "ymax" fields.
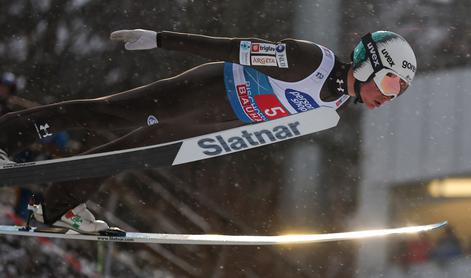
[{"xmin": 352, "ymin": 31, "xmax": 399, "ymax": 70}]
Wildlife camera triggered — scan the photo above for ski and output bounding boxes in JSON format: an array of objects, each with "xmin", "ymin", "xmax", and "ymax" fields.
[
  {"xmin": 0, "ymin": 107, "xmax": 339, "ymax": 186},
  {"xmin": 0, "ymin": 222, "xmax": 447, "ymax": 245}
]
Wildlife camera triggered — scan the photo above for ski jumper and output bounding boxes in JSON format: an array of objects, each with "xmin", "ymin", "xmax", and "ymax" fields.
[{"xmin": 0, "ymin": 31, "xmax": 351, "ymax": 224}]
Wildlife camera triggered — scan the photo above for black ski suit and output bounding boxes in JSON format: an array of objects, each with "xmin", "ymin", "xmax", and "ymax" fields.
[{"xmin": 0, "ymin": 31, "xmax": 352, "ymax": 224}]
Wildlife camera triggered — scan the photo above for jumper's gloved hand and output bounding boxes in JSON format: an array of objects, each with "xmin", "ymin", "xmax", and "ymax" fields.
[{"xmin": 110, "ymin": 29, "xmax": 157, "ymax": 50}]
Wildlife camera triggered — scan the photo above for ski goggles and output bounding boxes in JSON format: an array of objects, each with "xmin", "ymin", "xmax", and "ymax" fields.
[
  {"xmin": 372, "ymin": 69, "xmax": 409, "ymax": 99},
  {"xmin": 361, "ymin": 33, "xmax": 409, "ymax": 100}
]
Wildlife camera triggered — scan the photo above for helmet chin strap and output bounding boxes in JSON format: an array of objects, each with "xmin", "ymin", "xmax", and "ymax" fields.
[{"xmin": 353, "ymin": 79, "xmax": 363, "ymax": 104}]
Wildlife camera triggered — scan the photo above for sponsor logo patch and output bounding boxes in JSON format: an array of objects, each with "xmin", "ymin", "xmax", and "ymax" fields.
[
  {"xmin": 239, "ymin": 41, "xmax": 251, "ymax": 66},
  {"xmin": 336, "ymin": 78, "xmax": 345, "ymax": 94},
  {"xmin": 285, "ymin": 89, "xmax": 319, "ymax": 112},
  {"xmin": 276, "ymin": 44, "xmax": 285, "ymax": 53},
  {"xmin": 251, "ymin": 56, "xmax": 277, "ymax": 66},
  {"xmin": 336, "ymin": 95, "xmax": 350, "ymax": 107},
  {"xmin": 147, "ymin": 115, "xmax": 159, "ymax": 126},
  {"xmin": 236, "ymin": 84, "xmax": 265, "ymax": 122},
  {"xmin": 240, "ymin": 41, "xmax": 251, "ymax": 50},
  {"xmin": 251, "ymin": 43, "xmax": 276, "ymax": 54},
  {"xmin": 276, "ymin": 44, "xmax": 288, "ymax": 68},
  {"xmin": 34, "ymin": 122, "xmax": 53, "ymax": 139},
  {"xmin": 197, "ymin": 121, "xmax": 302, "ymax": 156}
]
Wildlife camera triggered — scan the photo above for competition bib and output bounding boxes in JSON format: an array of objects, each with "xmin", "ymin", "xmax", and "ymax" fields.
[{"xmin": 224, "ymin": 44, "xmax": 349, "ymax": 123}]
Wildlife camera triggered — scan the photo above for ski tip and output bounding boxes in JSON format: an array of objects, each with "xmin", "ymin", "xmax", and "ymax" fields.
[
  {"xmin": 431, "ymin": 221, "xmax": 448, "ymax": 230},
  {"xmin": 319, "ymin": 107, "xmax": 340, "ymax": 122}
]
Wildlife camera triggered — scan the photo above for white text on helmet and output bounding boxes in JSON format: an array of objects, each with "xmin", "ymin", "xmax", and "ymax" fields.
[
  {"xmin": 381, "ymin": 49, "xmax": 395, "ymax": 67},
  {"xmin": 366, "ymin": 42, "xmax": 381, "ymax": 67}
]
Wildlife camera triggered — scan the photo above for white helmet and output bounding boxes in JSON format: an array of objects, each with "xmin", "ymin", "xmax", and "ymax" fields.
[{"xmin": 352, "ymin": 31, "xmax": 417, "ymax": 99}]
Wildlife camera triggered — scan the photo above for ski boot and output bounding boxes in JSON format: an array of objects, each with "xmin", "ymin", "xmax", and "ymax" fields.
[{"xmin": 25, "ymin": 196, "xmax": 125, "ymax": 236}]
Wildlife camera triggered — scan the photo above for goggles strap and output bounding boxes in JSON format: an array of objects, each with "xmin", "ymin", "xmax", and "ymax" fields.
[{"xmin": 361, "ymin": 33, "xmax": 384, "ymax": 74}]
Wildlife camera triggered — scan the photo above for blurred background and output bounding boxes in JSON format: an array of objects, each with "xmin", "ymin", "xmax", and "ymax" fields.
[{"xmin": 0, "ymin": 0, "xmax": 470, "ymax": 277}]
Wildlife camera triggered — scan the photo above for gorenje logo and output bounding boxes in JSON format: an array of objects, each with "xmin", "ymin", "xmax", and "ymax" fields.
[
  {"xmin": 381, "ymin": 49, "xmax": 395, "ymax": 67},
  {"xmin": 366, "ymin": 42, "xmax": 381, "ymax": 68},
  {"xmin": 402, "ymin": 60, "xmax": 416, "ymax": 73},
  {"xmin": 285, "ymin": 89, "xmax": 319, "ymax": 112},
  {"xmin": 198, "ymin": 122, "xmax": 301, "ymax": 156}
]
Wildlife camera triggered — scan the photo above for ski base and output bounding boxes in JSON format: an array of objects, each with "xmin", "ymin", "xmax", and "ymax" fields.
[{"xmin": 0, "ymin": 222, "xmax": 447, "ymax": 245}]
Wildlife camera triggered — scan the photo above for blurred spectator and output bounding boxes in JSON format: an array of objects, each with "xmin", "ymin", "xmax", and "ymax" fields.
[
  {"xmin": 393, "ymin": 234, "xmax": 433, "ymax": 272},
  {"xmin": 405, "ymin": 234, "xmax": 433, "ymax": 266},
  {"xmin": 393, "ymin": 239, "xmax": 409, "ymax": 271},
  {"xmin": 14, "ymin": 188, "xmax": 33, "ymax": 221},
  {"xmin": 431, "ymin": 225, "xmax": 463, "ymax": 266},
  {"xmin": 0, "ymin": 72, "xmax": 17, "ymax": 115}
]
